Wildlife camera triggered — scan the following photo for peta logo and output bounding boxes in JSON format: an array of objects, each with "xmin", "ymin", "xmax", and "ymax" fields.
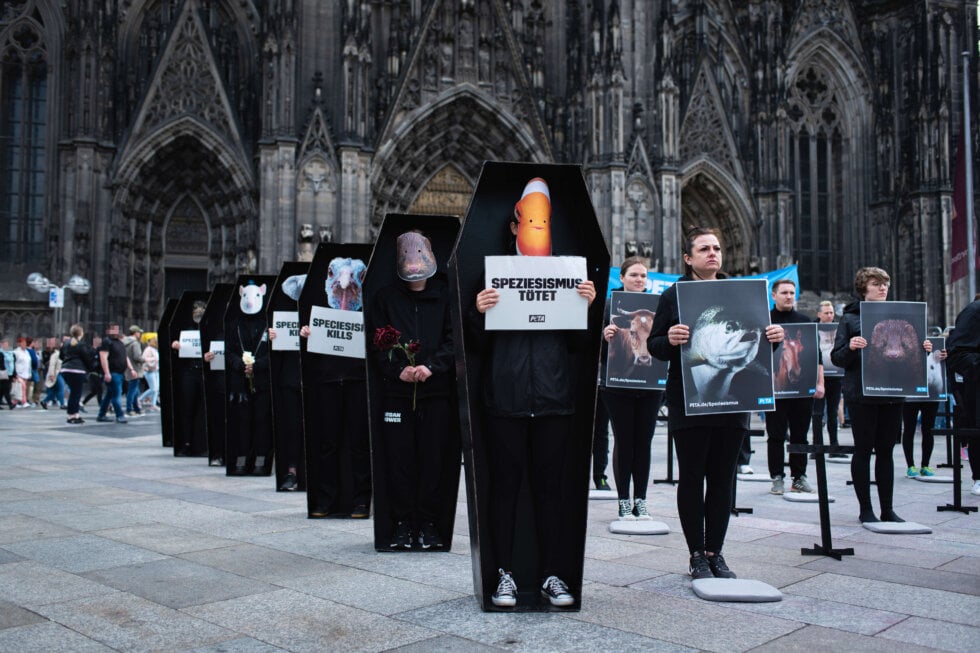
[
  {"xmin": 384, "ymin": 411, "xmax": 401, "ymax": 423},
  {"xmin": 528, "ymin": 315, "xmax": 546, "ymax": 323},
  {"xmin": 757, "ymin": 397, "xmax": 774, "ymax": 405}
]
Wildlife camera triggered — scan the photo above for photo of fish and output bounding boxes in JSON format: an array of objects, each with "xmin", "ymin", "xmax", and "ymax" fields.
[
  {"xmin": 817, "ymin": 323, "xmax": 844, "ymax": 377},
  {"xmin": 676, "ymin": 278, "xmax": 775, "ymax": 415},
  {"xmin": 860, "ymin": 301, "xmax": 928, "ymax": 398},
  {"xmin": 772, "ymin": 323, "xmax": 819, "ymax": 399},
  {"xmin": 604, "ymin": 291, "xmax": 667, "ymax": 390}
]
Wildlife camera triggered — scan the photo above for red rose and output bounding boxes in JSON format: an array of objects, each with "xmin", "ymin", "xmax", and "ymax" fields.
[
  {"xmin": 407, "ymin": 341, "xmax": 421, "ymax": 354},
  {"xmin": 373, "ymin": 325, "xmax": 402, "ymax": 350}
]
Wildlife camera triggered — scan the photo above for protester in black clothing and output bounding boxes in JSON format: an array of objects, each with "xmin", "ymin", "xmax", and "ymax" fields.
[
  {"xmin": 901, "ymin": 343, "xmax": 946, "ymax": 477},
  {"xmin": 474, "ymin": 178, "xmax": 597, "ymax": 608},
  {"xmin": 600, "ymin": 257, "xmax": 663, "ymax": 520},
  {"xmin": 226, "ymin": 283, "xmax": 273, "ymax": 474},
  {"xmin": 812, "ymin": 301, "xmax": 845, "ymax": 457},
  {"xmin": 171, "ymin": 301, "xmax": 208, "ymax": 457},
  {"xmin": 61, "ymin": 324, "xmax": 96, "ymax": 423},
  {"xmin": 946, "ymin": 296, "xmax": 980, "ymax": 496},
  {"xmin": 766, "ymin": 280, "xmax": 825, "ymax": 495},
  {"xmin": 368, "ymin": 231, "xmax": 455, "ymax": 550},
  {"xmin": 648, "ymin": 227, "xmax": 784, "ymax": 580},
  {"xmin": 831, "ymin": 267, "xmax": 933, "ymax": 523}
]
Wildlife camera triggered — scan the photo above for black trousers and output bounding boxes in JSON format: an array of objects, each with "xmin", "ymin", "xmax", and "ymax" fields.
[
  {"xmin": 309, "ymin": 380, "xmax": 371, "ymax": 510},
  {"xmin": 847, "ymin": 401, "xmax": 902, "ymax": 513},
  {"xmin": 0, "ymin": 378, "xmax": 11, "ymax": 407},
  {"xmin": 175, "ymin": 368, "xmax": 207, "ymax": 455},
  {"xmin": 382, "ymin": 394, "xmax": 450, "ymax": 523},
  {"xmin": 812, "ymin": 377, "xmax": 842, "ymax": 446},
  {"xmin": 673, "ymin": 427, "xmax": 743, "ymax": 554},
  {"xmin": 63, "ymin": 372, "xmax": 86, "ymax": 415},
  {"xmin": 487, "ymin": 414, "xmax": 569, "ymax": 578},
  {"xmin": 273, "ymin": 384, "xmax": 303, "ymax": 470},
  {"xmin": 592, "ymin": 397, "xmax": 610, "ymax": 484},
  {"xmin": 229, "ymin": 388, "xmax": 273, "ymax": 465},
  {"xmin": 902, "ymin": 402, "xmax": 939, "ymax": 468},
  {"xmin": 602, "ymin": 391, "xmax": 661, "ymax": 500},
  {"xmin": 766, "ymin": 398, "xmax": 813, "ymax": 479}
]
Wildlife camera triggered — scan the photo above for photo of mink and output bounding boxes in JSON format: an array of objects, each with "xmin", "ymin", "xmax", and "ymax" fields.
[{"xmin": 860, "ymin": 301, "xmax": 929, "ymax": 398}]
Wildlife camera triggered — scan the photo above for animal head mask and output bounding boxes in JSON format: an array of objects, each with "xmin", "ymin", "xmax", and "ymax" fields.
[
  {"xmin": 513, "ymin": 177, "xmax": 552, "ymax": 256},
  {"xmin": 396, "ymin": 231, "xmax": 437, "ymax": 282},
  {"xmin": 239, "ymin": 282, "xmax": 267, "ymax": 315}
]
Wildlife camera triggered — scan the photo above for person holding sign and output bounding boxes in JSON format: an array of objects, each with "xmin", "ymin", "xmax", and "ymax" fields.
[
  {"xmin": 766, "ymin": 280, "xmax": 824, "ymax": 495},
  {"xmin": 368, "ymin": 231, "xmax": 455, "ymax": 550},
  {"xmin": 600, "ymin": 257, "xmax": 663, "ymax": 521},
  {"xmin": 473, "ymin": 178, "xmax": 597, "ymax": 608},
  {"xmin": 812, "ymin": 302, "xmax": 845, "ymax": 458},
  {"xmin": 648, "ymin": 227, "xmax": 784, "ymax": 580},
  {"xmin": 831, "ymin": 267, "xmax": 933, "ymax": 523},
  {"xmin": 170, "ymin": 300, "xmax": 208, "ymax": 456}
]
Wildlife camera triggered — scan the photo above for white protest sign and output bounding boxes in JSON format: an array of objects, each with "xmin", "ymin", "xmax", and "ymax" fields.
[
  {"xmin": 484, "ymin": 255, "xmax": 588, "ymax": 330},
  {"xmin": 178, "ymin": 330, "xmax": 202, "ymax": 358},
  {"xmin": 307, "ymin": 305, "xmax": 365, "ymax": 358},
  {"xmin": 208, "ymin": 340, "xmax": 225, "ymax": 371},
  {"xmin": 271, "ymin": 311, "xmax": 300, "ymax": 351}
]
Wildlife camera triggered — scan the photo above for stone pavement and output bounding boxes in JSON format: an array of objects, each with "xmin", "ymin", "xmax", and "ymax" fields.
[{"xmin": 1, "ymin": 407, "xmax": 978, "ymax": 652}]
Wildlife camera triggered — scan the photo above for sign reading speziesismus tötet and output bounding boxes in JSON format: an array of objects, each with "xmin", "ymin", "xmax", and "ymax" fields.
[
  {"xmin": 483, "ymin": 255, "xmax": 588, "ymax": 331},
  {"xmin": 178, "ymin": 330, "xmax": 202, "ymax": 358}
]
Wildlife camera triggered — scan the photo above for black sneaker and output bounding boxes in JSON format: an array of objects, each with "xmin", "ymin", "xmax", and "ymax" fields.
[
  {"xmin": 540, "ymin": 575, "xmax": 574, "ymax": 607},
  {"xmin": 96, "ymin": 415, "xmax": 112, "ymax": 422},
  {"xmin": 350, "ymin": 504, "xmax": 370, "ymax": 519},
  {"xmin": 689, "ymin": 552, "xmax": 713, "ymax": 580},
  {"xmin": 390, "ymin": 521, "xmax": 412, "ymax": 549},
  {"xmin": 707, "ymin": 552, "xmax": 736, "ymax": 579},
  {"xmin": 278, "ymin": 472, "xmax": 297, "ymax": 491},
  {"xmin": 418, "ymin": 522, "xmax": 444, "ymax": 549},
  {"xmin": 492, "ymin": 569, "xmax": 517, "ymax": 607},
  {"xmin": 595, "ymin": 476, "xmax": 612, "ymax": 491}
]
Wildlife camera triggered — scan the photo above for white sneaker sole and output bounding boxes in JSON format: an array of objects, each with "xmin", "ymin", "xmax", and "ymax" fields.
[
  {"xmin": 492, "ymin": 596, "xmax": 516, "ymax": 607},
  {"xmin": 541, "ymin": 591, "xmax": 574, "ymax": 607}
]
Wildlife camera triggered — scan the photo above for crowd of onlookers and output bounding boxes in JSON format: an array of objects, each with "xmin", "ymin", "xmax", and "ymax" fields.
[{"xmin": 0, "ymin": 325, "xmax": 160, "ymax": 423}]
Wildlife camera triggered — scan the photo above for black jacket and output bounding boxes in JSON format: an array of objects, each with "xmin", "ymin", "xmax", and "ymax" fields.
[
  {"xmin": 61, "ymin": 341, "xmax": 96, "ymax": 373},
  {"xmin": 227, "ymin": 313, "xmax": 271, "ymax": 393},
  {"xmin": 830, "ymin": 300, "xmax": 902, "ymax": 405},
  {"xmin": 648, "ymin": 274, "xmax": 751, "ymax": 432},
  {"xmin": 368, "ymin": 276, "xmax": 454, "ymax": 398},
  {"xmin": 947, "ymin": 299, "xmax": 980, "ymax": 426}
]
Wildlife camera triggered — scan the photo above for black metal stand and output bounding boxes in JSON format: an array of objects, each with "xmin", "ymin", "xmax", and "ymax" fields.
[
  {"xmin": 654, "ymin": 415, "xmax": 676, "ymax": 485},
  {"xmin": 937, "ymin": 407, "xmax": 978, "ymax": 514},
  {"xmin": 730, "ymin": 429, "xmax": 762, "ymax": 515},
  {"xmin": 788, "ymin": 429, "xmax": 855, "ymax": 560},
  {"xmin": 935, "ymin": 396, "xmax": 961, "ymax": 470}
]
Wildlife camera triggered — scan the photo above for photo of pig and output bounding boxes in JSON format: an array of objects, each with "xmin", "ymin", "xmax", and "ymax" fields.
[
  {"xmin": 676, "ymin": 278, "xmax": 775, "ymax": 415},
  {"xmin": 925, "ymin": 336, "xmax": 946, "ymax": 401},
  {"xmin": 860, "ymin": 301, "xmax": 928, "ymax": 398},
  {"xmin": 604, "ymin": 291, "xmax": 667, "ymax": 390}
]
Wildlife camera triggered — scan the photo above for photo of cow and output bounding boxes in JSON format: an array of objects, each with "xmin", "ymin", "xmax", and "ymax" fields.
[
  {"xmin": 604, "ymin": 291, "xmax": 667, "ymax": 390},
  {"xmin": 818, "ymin": 323, "xmax": 843, "ymax": 377},
  {"xmin": 676, "ymin": 278, "xmax": 775, "ymax": 415},
  {"xmin": 925, "ymin": 336, "xmax": 947, "ymax": 401},
  {"xmin": 772, "ymin": 323, "xmax": 818, "ymax": 399},
  {"xmin": 860, "ymin": 301, "xmax": 928, "ymax": 398}
]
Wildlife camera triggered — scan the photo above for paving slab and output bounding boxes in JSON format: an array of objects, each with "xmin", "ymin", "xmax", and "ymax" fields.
[
  {"xmin": 0, "ymin": 598, "xmax": 46, "ymax": 629},
  {"xmin": 396, "ymin": 595, "xmax": 694, "ymax": 653},
  {"xmin": 182, "ymin": 637, "xmax": 291, "ymax": 652},
  {"xmin": 801, "ymin": 555, "xmax": 980, "ymax": 596},
  {"xmin": 749, "ymin": 624, "xmax": 937, "ymax": 653},
  {"xmin": 180, "ymin": 543, "xmax": 353, "ymax": 583},
  {"xmin": 2, "ymin": 533, "xmax": 166, "ymax": 573},
  {"xmin": 877, "ymin": 615, "xmax": 980, "ymax": 652},
  {"xmin": 0, "ymin": 561, "xmax": 119, "ymax": 608},
  {"xmin": 0, "ymin": 621, "xmax": 116, "ymax": 652}
]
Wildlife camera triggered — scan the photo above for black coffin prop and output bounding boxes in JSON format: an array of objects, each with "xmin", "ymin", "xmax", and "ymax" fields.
[
  {"xmin": 168, "ymin": 291, "xmax": 211, "ymax": 457},
  {"xmin": 201, "ymin": 284, "xmax": 233, "ymax": 467},
  {"xmin": 267, "ymin": 262, "xmax": 309, "ymax": 492},
  {"xmin": 364, "ymin": 214, "xmax": 462, "ymax": 552},
  {"xmin": 157, "ymin": 298, "xmax": 179, "ymax": 448},
  {"xmin": 448, "ymin": 162, "xmax": 609, "ymax": 611},
  {"xmin": 299, "ymin": 243, "xmax": 374, "ymax": 518},
  {"xmin": 224, "ymin": 275, "xmax": 278, "ymax": 476}
]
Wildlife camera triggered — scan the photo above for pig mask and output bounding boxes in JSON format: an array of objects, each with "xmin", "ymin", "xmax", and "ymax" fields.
[
  {"xmin": 396, "ymin": 231, "xmax": 436, "ymax": 281},
  {"xmin": 239, "ymin": 282, "xmax": 267, "ymax": 315}
]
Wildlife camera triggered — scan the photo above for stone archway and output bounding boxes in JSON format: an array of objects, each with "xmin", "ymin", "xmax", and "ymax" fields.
[
  {"xmin": 408, "ymin": 164, "xmax": 473, "ymax": 217},
  {"xmin": 680, "ymin": 167, "xmax": 754, "ymax": 275}
]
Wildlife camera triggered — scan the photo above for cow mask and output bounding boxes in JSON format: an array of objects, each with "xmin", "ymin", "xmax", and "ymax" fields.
[
  {"xmin": 513, "ymin": 177, "xmax": 552, "ymax": 256},
  {"xmin": 239, "ymin": 282, "xmax": 267, "ymax": 315},
  {"xmin": 396, "ymin": 231, "xmax": 437, "ymax": 282}
]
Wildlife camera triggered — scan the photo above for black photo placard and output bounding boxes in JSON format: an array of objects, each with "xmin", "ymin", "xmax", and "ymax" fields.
[
  {"xmin": 772, "ymin": 322, "xmax": 819, "ymax": 399},
  {"xmin": 818, "ymin": 323, "xmax": 843, "ymax": 378},
  {"xmin": 860, "ymin": 301, "xmax": 928, "ymax": 398},
  {"xmin": 604, "ymin": 291, "xmax": 667, "ymax": 390}
]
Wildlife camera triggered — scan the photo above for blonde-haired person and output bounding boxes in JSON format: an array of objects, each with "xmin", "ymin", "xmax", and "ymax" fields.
[
  {"xmin": 831, "ymin": 267, "xmax": 933, "ymax": 523},
  {"xmin": 60, "ymin": 325, "xmax": 96, "ymax": 424},
  {"xmin": 139, "ymin": 336, "xmax": 160, "ymax": 410}
]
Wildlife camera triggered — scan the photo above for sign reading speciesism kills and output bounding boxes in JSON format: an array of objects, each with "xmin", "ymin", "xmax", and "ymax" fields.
[
  {"xmin": 307, "ymin": 306, "xmax": 365, "ymax": 358},
  {"xmin": 271, "ymin": 311, "xmax": 300, "ymax": 351}
]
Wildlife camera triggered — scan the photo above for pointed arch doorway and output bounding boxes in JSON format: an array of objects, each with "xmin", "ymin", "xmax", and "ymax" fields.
[{"xmin": 164, "ymin": 195, "xmax": 211, "ymax": 299}]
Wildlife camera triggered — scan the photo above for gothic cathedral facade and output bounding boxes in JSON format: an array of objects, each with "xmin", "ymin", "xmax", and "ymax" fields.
[{"xmin": 1, "ymin": 0, "xmax": 977, "ymax": 335}]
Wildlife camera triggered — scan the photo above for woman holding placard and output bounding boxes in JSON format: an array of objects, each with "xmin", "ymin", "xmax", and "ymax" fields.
[
  {"xmin": 831, "ymin": 267, "xmax": 933, "ymax": 523},
  {"xmin": 648, "ymin": 227, "xmax": 784, "ymax": 580},
  {"xmin": 601, "ymin": 256, "xmax": 663, "ymax": 521}
]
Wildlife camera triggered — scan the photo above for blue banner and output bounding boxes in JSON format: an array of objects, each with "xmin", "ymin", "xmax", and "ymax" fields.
[{"xmin": 607, "ymin": 264, "xmax": 800, "ymax": 308}]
